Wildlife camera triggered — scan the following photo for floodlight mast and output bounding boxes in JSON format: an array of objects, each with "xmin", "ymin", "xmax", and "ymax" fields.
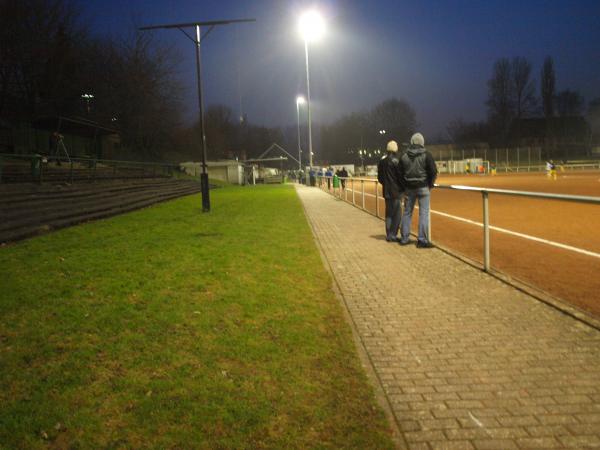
[
  {"xmin": 139, "ymin": 18, "xmax": 255, "ymax": 213},
  {"xmin": 298, "ymin": 11, "xmax": 325, "ymax": 170},
  {"xmin": 296, "ymin": 96, "xmax": 305, "ymax": 171}
]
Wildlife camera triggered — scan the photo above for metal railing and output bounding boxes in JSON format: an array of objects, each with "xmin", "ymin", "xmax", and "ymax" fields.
[
  {"xmin": 0, "ymin": 153, "xmax": 180, "ymax": 184},
  {"xmin": 315, "ymin": 175, "xmax": 600, "ymax": 274}
]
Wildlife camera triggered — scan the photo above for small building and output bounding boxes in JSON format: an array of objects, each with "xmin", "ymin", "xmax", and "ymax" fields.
[{"xmin": 180, "ymin": 160, "xmax": 245, "ymax": 185}]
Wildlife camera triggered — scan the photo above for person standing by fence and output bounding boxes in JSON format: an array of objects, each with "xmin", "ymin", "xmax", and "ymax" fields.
[
  {"xmin": 377, "ymin": 140, "xmax": 404, "ymax": 242},
  {"xmin": 399, "ymin": 133, "xmax": 438, "ymax": 248},
  {"xmin": 325, "ymin": 167, "xmax": 333, "ymax": 190},
  {"xmin": 339, "ymin": 167, "xmax": 348, "ymax": 190}
]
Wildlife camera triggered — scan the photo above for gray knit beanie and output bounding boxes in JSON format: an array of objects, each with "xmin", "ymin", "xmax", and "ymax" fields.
[{"xmin": 410, "ymin": 133, "xmax": 425, "ymax": 147}]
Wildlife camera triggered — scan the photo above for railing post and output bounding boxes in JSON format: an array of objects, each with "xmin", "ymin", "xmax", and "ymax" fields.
[
  {"xmin": 0, "ymin": 155, "xmax": 3, "ymax": 183},
  {"xmin": 92, "ymin": 159, "xmax": 97, "ymax": 182},
  {"xmin": 70, "ymin": 160, "xmax": 74, "ymax": 184},
  {"xmin": 361, "ymin": 179, "xmax": 365, "ymax": 210},
  {"xmin": 375, "ymin": 180, "xmax": 379, "ymax": 217},
  {"xmin": 352, "ymin": 178, "xmax": 355, "ymax": 205},
  {"xmin": 482, "ymin": 191, "xmax": 490, "ymax": 272}
]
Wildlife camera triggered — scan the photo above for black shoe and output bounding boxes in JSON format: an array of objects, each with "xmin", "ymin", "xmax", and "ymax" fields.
[
  {"xmin": 386, "ymin": 236, "xmax": 398, "ymax": 242},
  {"xmin": 399, "ymin": 240, "xmax": 411, "ymax": 246},
  {"xmin": 416, "ymin": 241, "xmax": 434, "ymax": 248}
]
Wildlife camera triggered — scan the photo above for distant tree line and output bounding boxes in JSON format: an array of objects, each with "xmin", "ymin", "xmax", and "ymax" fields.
[
  {"xmin": 0, "ymin": 0, "xmax": 186, "ymax": 160},
  {"xmin": 171, "ymin": 105, "xmax": 289, "ymax": 163},
  {"xmin": 319, "ymin": 98, "xmax": 417, "ymax": 166},
  {"xmin": 448, "ymin": 55, "xmax": 599, "ymax": 147},
  {"xmin": 0, "ymin": 0, "xmax": 292, "ymax": 163}
]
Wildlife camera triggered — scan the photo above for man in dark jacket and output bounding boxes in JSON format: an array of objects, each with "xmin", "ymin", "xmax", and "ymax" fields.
[
  {"xmin": 377, "ymin": 140, "xmax": 403, "ymax": 242},
  {"xmin": 399, "ymin": 133, "xmax": 438, "ymax": 248}
]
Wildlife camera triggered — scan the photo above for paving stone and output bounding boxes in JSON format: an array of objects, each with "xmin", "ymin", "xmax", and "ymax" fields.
[
  {"xmin": 429, "ymin": 441, "xmax": 475, "ymax": 450},
  {"xmin": 515, "ymin": 437, "xmax": 562, "ymax": 448},
  {"xmin": 295, "ymin": 185, "xmax": 600, "ymax": 450},
  {"xmin": 558, "ymin": 435, "xmax": 600, "ymax": 448},
  {"xmin": 525, "ymin": 425, "xmax": 570, "ymax": 437},
  {"xmin": 497, "ymin": 416, "xmax": 539, "ymax": 427},
  {"xmin": 473, "ymin": 439, "xmax": 519, "ymax": 450}
]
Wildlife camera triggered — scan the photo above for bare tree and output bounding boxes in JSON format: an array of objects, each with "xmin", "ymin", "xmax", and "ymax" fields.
[
  {"xmin": 84, "ymin": 30, "xmax": 184, "ymax": 160},
  {"xmin": 320, "ymin": 98, "xmax": 416, "ymax": 164},
  {"xmin": 447, "ymin": 119, "xmax": 490, "ymax": 145},
  {"xmin": 556, "ymin": 90, "xmax": 584, "ymax": 117},
  {"xmin": 511, "ymin": 57, "xmax": 537, "ymax": 118},
  {"xmin": 589, "ymin": 98, "xmax": 600, "ymax": 144},
  {"xmin": 0, "ymin": 0, "xmax": 87, "ymax": 117},
  {"xmin": 541, "ymin": 56, "xmax": 556, "ymax": 118},
  {"xmin": 486, "ymin": 58, "xmax": 514, "ymax": 143}
]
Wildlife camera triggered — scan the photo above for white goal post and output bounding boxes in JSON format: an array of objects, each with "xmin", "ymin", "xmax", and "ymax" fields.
[{"xmin": 437, "ymin": 159, "xmax": 490, "ymax": 174}]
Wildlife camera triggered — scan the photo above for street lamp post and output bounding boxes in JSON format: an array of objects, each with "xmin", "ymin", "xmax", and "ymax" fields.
[
  {"xmin": 81, "ymin": 93, "xmax": 94, "ymax": 114},
  {"xmin": 139, "ymin": 18, "xmax": 255, "ymax": 213},
  {"xmin": 299, "ymin": 11, "xmax": 324, "ymax": 169},
  {"xmin": 296, "ymin": 96, "xmax": 305, "ymax": 171}
]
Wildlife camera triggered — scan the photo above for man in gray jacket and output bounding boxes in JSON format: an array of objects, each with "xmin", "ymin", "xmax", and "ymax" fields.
[{"xmin": 399, "ymin": 133, "xmax": 438, "ymax": 248}]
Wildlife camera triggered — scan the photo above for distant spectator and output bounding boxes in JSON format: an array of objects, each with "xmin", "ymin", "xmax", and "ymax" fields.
[
  {"xmin": 48, "ymin": 131, "xmax": 63, "ymax": 165},
  {"xmin": 377, "ymin": 140, "xmax": 403, "ymax": 242},
  {"xmin": 339, "ymin": 167, "xmax": 348, "ymax": 189},
  {"xmin": 549, "ymin": 159, "xmax": 557, "ymax": 181},
  {"xmin": 399, "ymin": 133, "xmax": 438, "ymax": 248},
  {"xmin": 325, "ymin": 167, "xmax": 333, "ymax": 190}
]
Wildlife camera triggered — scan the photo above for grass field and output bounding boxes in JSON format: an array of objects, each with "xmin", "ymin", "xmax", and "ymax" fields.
[{"xmin": 0, "ymin": 185, "xmax": 394, "ymax": 449}]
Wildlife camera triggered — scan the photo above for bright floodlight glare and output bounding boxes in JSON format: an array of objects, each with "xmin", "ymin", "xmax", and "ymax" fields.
[
  {"xmin": 296, "ymin": 96, "xmax": 306, "ymax": 104},
  {"xmin": 299, "ymin": 10, "xmax": 325, "ymax": 42}
]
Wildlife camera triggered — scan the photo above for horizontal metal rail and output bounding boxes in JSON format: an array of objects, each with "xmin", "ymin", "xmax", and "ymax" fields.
[
  {"xmin": 435, "ymin": 184, "xmax": 600, "ymax": 205},
  {"xmin": 315, "ymin": 175, "xmax": 600, "ymax": 273}
]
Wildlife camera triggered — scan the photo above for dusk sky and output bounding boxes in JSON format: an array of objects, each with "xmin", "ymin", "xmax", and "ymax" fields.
[{"xmin": 84, "ymin": 0, "xmax": 600, "ymax": 139}]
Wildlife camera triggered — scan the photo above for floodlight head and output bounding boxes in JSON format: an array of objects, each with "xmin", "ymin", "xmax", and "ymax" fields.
[
  {"xmin": 296, "ymin": 96, "xmax": 306, "ymax": 105},
  {"xmin": 299, "ymin": 10, "xmax": 325, "ymax": 43}
]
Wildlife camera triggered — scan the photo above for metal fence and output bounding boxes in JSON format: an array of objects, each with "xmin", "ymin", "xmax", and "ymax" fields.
[
  {"xmin": 0, "ymin": 153, "xmax": 180, "ymax": 184},
  {"xmin": 429, "ymin": 146, "xmax": 598, "ymax": 170},
  {"xmin": 314, "ymin": 175, "xmax": 600, "ymax": 274}
]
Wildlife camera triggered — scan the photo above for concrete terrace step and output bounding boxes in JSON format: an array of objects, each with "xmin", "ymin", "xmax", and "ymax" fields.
[
  {"xmin": 1, "ymin": 181, "xmax": 195, "ymax": 220},
  {"xmin": 0, "ymin": 179, "xmax": 202, "ymax": 243}
]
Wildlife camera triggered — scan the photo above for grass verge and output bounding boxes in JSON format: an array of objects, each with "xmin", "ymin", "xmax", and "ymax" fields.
[{"xmin": 0, "ymin": 184, "xmax": 394, "ymax": 449}]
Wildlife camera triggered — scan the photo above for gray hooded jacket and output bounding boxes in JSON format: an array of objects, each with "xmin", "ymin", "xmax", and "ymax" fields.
[{"xmin": 400, "ymin": 146, "xmax": 438, "ymax": 189}]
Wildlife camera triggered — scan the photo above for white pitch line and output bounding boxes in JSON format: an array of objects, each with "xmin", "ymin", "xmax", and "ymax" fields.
[
  {"xmin": 431, "ymin": 210, "xmax": 600, "ymax": 259},
  {"xmin": 341, "ymin": 188, "xmax": 600, "ymax": 259}
]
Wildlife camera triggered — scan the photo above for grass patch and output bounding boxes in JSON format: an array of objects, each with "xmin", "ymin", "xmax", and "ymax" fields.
[{"xmin": 0, "ymin": 185, "xmax": 394, "ymax": 449}]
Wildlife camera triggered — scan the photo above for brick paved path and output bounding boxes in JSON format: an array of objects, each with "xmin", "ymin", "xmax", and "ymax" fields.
[{"xmin": 295, "ymin": 184, "xmax": 600, "ymax": 450}]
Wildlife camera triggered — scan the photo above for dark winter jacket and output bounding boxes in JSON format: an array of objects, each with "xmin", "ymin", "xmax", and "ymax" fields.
[
  {"xmin": 377, "ymin": 152, "xmax": 403, "ymax": 199},
  {"xmin": 400, "ymin": 146, "xmax": 438, "ymax": 189}
]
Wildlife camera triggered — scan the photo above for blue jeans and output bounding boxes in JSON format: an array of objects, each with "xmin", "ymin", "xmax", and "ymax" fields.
[
  {"xmin": 401, "ymin": 187, "xmax": 431, "ymax": 244},
  {"xmin": 384, "ymin": 198, "xmax": 402, "ymax": 240}
]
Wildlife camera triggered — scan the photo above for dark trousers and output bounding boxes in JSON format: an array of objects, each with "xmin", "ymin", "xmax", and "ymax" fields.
[{"xmin": 384, "ymin": 197, "xmax": 402, "ymax": 240}]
